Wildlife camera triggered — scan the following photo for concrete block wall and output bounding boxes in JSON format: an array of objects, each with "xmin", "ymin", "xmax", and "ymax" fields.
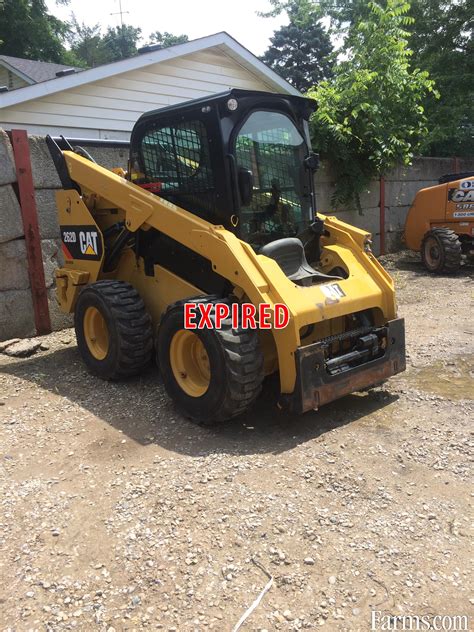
[
  {"xmin": 315, "ymin": 156, "xmax": 474, "ymax": 254},
  {"xmin": 0, "ymin": 131, "xmax": 129, "ymax": 341}
]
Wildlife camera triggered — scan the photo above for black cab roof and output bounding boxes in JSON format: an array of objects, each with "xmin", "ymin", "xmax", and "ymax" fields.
[{"xmin": 133, "ymin": 88, "xmax": 317, "ymax": 129}]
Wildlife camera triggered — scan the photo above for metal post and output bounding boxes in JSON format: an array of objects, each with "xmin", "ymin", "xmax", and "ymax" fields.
[
  {"xmin": 379, "ymin": 175, "xmax": 385, "ymax": 256},
  {"xmin": 11, "ymin": 129, "xmax": 52, "ymax": 336}
]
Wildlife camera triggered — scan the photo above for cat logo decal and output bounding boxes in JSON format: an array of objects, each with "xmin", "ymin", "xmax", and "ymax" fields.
[
  {"xmin": 60, "ymin": 226, "xmax": 103, "ymax": 261},
  {"xmin": 79, "ymin": 231, "xmax": 99, "ymax": 256}
]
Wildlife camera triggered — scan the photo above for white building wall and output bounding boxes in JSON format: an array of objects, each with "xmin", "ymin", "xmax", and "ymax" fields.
[
  {"xmin": 0, "ymin": 49, "xmax": 273, "ymax": 139},
  {"xmin": 0, "ymin": 67, "xmax": 29, "ymax": 91}
]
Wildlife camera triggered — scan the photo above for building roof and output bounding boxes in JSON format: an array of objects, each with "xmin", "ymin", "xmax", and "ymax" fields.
[
  {"xmin": 0, "ymin": 54, "xmax": 79, "ymax": 85},
  {"xmin": 0, "ymin": 32, "xmax": 299, "ymax": 109}
]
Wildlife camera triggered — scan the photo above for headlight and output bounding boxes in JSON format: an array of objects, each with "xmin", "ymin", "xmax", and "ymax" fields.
[{"xmin": 227, "ymin": 98, "xmax": 238, "ymax": 111}]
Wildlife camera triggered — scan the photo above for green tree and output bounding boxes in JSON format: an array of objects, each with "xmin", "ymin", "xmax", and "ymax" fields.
[
  {"xmin": 308, "ymin": 0, "xmax": 436, "ymax": 211},
  {"xmin": 148, "ymin": 31, "xmax": 189, "ymax": 48},
  {"xmin": 100, "ymin": 24, "xmax": 142, "ymax": 62},
  {"xmin": 260, "ymin": 0, "xmax": 333, "ymax": 91},
  {"xmin": 408, "ymin": 0, "xmax": 473, "ymax": 156},
  {"xmin": 67, "ymin": 24, "xmax": 189, "ymax": 68},
  {"xmin": 316, "ymin": 0, "xmax": 473, "ymax": 157},
  {"xmin": 313, "ymin": 0, "xmax": 369, "ymax": 29},
  {"xmin": 258, "ymin": 0, "xmax": 313, "ymax": 19},
  {"xmin": 0, "ymin": 0, "xmax": 70, "ymax": 63},
  {"xmin": 67, "ymin": 17, "xmax": 108, "ymax": 68}
]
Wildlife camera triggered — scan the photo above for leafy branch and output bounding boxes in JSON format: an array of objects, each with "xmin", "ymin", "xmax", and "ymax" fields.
[{"xmin": 308, "ymin": 0, "xmax": 438, "ymax": 212}]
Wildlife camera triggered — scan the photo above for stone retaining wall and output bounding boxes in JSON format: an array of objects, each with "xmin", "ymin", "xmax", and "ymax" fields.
[
  {"xmin": 0, "ymin": 131, "xmax": 128, "ymax": 341},
  {"xmin": 0, "ymin": 128, "xmax": 473, "ymax": 341}
]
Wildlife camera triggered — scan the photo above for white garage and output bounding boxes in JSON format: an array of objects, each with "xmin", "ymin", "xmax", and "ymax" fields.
[{"xmin": 0, "ymin": 32, "xmax": 298, "ymax": 140}]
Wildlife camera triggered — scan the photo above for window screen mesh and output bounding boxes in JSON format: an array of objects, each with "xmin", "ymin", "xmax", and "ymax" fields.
[{"xmin": 140, "ymin": 120, "xmax": 214, "ymax": 194}]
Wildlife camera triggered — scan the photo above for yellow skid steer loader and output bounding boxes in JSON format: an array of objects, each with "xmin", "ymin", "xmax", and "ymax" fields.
[{"xmin": 47, "ymin": 89, "xmax": 405, "ymax": 423}]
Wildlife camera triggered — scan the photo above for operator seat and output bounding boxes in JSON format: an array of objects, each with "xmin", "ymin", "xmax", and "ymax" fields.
[{"xmin": 260, "ymin": 237, "xmax": 341, "ymax": 286}]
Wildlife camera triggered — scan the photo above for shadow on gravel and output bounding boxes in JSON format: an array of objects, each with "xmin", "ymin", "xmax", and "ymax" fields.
[
  {"xmin": 381, "ymin": 254, "xmax": 474, "ymax": 277},
  {"xmin": 1, "ymin": 347, "xmax": 399, "ymax": 457}
]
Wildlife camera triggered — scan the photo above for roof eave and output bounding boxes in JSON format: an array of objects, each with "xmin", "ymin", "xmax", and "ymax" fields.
[{"xmin": 0, "ymin": 32, "xmax": 300, "ymax": 109}]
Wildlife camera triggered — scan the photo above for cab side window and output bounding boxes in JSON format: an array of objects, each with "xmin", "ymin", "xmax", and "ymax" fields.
[{"xmin": 139, "ymin": 120, "xmax": 215, "ymax": 214}]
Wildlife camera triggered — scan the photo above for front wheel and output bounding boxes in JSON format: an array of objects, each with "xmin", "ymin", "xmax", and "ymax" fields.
[
  {"xmin": 157, "ymin": 297, "xmax": 264, "ymax": 424},
  {"xmin": 75, "ymin": 280, "xmax": 153, "ymax": 379},
  {"xmin": 421, "ymin": 228, "xmax": 462, "ymax": 273}
]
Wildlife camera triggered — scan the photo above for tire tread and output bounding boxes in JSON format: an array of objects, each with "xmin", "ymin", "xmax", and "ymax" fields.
[
  {"xmin": 421, "ymin": 228, "xmax": 462, "ymax": 273},
  {"xmin": 160, "ymin": 296, "xmax": 264, "ymax": 424},
  {"xmin": 75, "ymin": 280, "xmax": 153, "ymax": 379}
]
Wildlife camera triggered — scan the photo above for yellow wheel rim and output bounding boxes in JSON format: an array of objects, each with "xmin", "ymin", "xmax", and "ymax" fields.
[
  {"xmin": 169, "ymin": 330, "xmax": 211, "ymax": 397},
  {"xmin": 83, "ymin": 306, "xmax": 109, "ymax": 360}
]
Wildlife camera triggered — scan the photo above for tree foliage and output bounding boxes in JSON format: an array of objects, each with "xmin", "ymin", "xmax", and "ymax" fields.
[
  {"xmin": 148, "ymin": 31, "xmax": 189, "ymax": 48},
  {"xmin": 66, "ymin": 19, "xmax": 191, "ymax": 66},
  {"xmin": 67, "ymin": 18, "xmax": 107, "ymax": 68},
  {"xmin": 0, "ymin": 0, "xmax": 70, "ymax": 63},
  {"xmin": 258, "ymin": 0, "xmax": 311, "ymax": 19},
  {"xmin": 0, "ymin": 1, "xmax": 189, "ymax": 68},
  {"xmin": 316, "ymin": 0, "xmax": 473, "ymax": 157},
  {"xmin": 260, "ymin": 0, "xmax": 333, "ymax": 91},
  {"xmin": 308, "ymin": 0, "xmax": 436, "ymax": 212},
  {"xmin": 262, "ymin": 23, "xmax": 332, "ymax": 90},
  {"xmin": 66, "ymin": 21, "xmax": 189, "ymax": 67},
  {"xmin": 66, "ymin": 21, "xmax": 143, "ymax": 67},
  {"xmin": 408, "ymin": 0, "xmax": 473, "ymax": 156},
  {"xmin": 100, "ymin": 25, "xmax": 142, "ymax": 62}
]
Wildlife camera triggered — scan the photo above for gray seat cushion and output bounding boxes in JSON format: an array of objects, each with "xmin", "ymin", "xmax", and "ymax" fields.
[{"xmin": 260, "ymin": 238, "xmax": 341, "ymax": 286}]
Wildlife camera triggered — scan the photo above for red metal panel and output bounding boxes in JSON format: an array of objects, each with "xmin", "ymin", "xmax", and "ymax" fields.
[{"xmin": 11, "ymin": 129, "xmax": 52, "ymax": 336}]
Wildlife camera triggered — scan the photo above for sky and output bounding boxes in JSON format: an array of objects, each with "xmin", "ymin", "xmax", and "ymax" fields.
[{"xmin": 46, "ymin": 0, "xmax": 288, "ymax": 56}]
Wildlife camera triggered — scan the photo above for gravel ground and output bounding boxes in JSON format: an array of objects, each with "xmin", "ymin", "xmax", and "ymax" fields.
[{"xmin": 0, "ymin": 252, "xmax": 472, "ymax": 631}]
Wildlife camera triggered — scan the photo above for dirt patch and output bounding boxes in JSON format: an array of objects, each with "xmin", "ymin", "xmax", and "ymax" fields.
[{"xmin": 0, "ymin": 252, "xmax": 472, "ymax": 631}]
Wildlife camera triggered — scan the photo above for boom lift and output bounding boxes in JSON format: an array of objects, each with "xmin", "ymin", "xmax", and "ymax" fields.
[{"xmin": 47, "ymin": 89, "xmax": 405, "ymax": 423}]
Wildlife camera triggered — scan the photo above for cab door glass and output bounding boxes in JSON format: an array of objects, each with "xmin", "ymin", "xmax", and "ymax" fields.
[{"xmin": 234, "ymin": 111, "xmax": 311, "ymax": 246}]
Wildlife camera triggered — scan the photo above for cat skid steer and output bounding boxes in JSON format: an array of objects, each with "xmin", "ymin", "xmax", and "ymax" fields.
[{"xmin": 47, "ymin": 89, "xmax": 405, "ymax": 424}]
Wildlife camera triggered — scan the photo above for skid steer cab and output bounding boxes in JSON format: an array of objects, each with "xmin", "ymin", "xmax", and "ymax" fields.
[
  {"xmin": 47, "ymin": 89, "xmax": 405, "ymax": 424},
  {"xmin": 405, "ymin": 173, "xmax": 474, "ymax": 273}
]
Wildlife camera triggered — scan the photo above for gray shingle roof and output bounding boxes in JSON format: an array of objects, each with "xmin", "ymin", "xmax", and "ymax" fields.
[{"xmin": 0, "ymin": 54, "xmax": 80, "ymax": 83}]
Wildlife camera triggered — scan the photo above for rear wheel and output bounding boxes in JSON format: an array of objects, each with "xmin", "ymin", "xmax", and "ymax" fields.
[
  {"xmin": 157, "ymin": 297, "xmax": 264, "ymax": 424},
  {"xmin": 169, "ymin": 329, "xmax": 211, "ymax": 398},
  {"xmin": 421, "ymin": 228, "xmax": 461, "ymax": 273},
  {"xmin": 75, "ymin": 280, "xmax": 153, "ymax": 379}
]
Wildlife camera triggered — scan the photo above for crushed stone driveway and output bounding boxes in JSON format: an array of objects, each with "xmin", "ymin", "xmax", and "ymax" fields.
[{"xmin": 0, "ymin": 252, "xmax": 472, "ymax": 631}]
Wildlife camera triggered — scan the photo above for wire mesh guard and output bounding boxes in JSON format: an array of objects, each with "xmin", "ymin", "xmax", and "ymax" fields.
[{"xmin": 140, "ymin": 120, "xmax": 214, "ymax": 194}]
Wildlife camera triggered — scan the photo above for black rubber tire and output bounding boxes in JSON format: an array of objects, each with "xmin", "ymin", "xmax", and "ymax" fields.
[
  {"xmin": 157, "ymin": 296, "xmax": 264, "ymax": 424},
  {"xmin": 421, "ymin": 228, "xmax": 462, "ymax": 273},
  {"xmin": 75, "ymin": 280, "xmax": 153, "ymax": 379}
]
